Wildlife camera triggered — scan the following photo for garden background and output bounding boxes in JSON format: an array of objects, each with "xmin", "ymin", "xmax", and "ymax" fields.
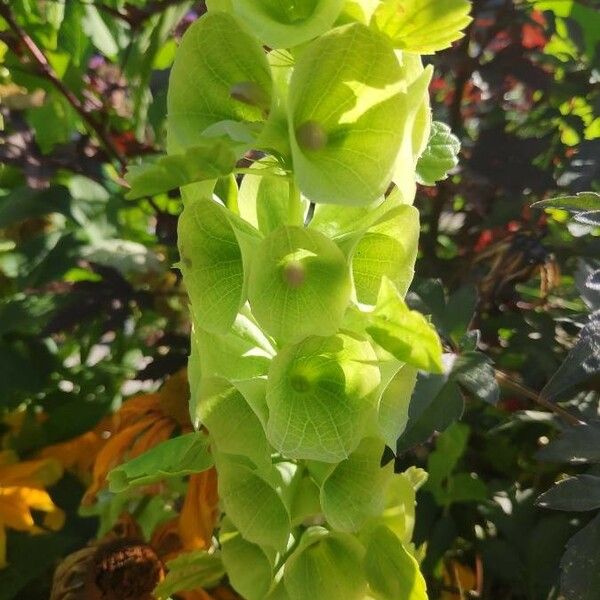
[{"xmin": 0, "ymin": 1, "xmax": 599, "ymax": 599}]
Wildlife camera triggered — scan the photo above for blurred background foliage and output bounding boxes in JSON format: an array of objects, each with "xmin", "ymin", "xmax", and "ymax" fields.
[{"xmin": 0, "ymin": 0, "xmax": 598, "ymax": 598}]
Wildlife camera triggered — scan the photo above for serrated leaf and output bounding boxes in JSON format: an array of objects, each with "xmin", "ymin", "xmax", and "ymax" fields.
[
  {"xmin": 124, "ymin": 141, "xmax": 237, "ymax": 200},
  {"xmin": 108, "ymin": 432, "xmax": 214, "ymax": 494},
  {"xmin": 416, "ymin": 121, "xmax": 460, "ymax": 185},
  {"xmin": 364, "ymin": 525, "xmax": 428, "ymax": 600},
  {"xmin": 154, "ymin": 550, "xmax": 225, "ymax": 599},
  {"xmin": 372, "ymin": 0, "xmax": 472, "ymax": 53},
  {"xmin": 366, "ymin": 278, "xmax": 443, "ymax": 373},
  {"xmin": 537, "ymin": 475, "xmax": 600, "ymax": 512},
  {"xmin": 532, "ymin": 192, "xmax": 600, "ymax": 213}
]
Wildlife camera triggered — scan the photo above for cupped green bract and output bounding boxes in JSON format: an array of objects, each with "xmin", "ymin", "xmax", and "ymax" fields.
[
  {"xmin": 248, "ymin": 226, "xmax": 351, "ymax": 343},
  {"xmin": 366, "ymin": 278, "xmax": 443, "ymax": 373},
  {"xmin": 193, "ymin": 377, "xmax": 271, "ymax": 469},
  {"xmin": 351, "ymin": 204, "xmax": 420, "ymax": 304},
  {"xmin": 372, "ymin": 0, "xmax": 472, "ymax": 54},
  {"xmin": 178, "ymin": 196, "xmax": 260, "ymax": 335},
  {"xmin": 377, "ymin": 364, "xmax": 418, "ymax": 449},
  {"xmin": 284, "ymin": 528, "xmax": 367, "ymax": 600},
  {"xmin": 364, "ymin": 525, "xmax": 428, "ymax": 600},
  {"xmin": 266, "ymin": 333, "xmax": 380, "ymax": 462},
  {"xmin": 321, "ymin": 437, "xmax": 391, "ymax": 531},
  {"xmin": 220, "ymin": 517, "xmax": 276, "ymax": 600},
  {"xmin": 288, "ymin": 23, "xmax": 407, "ymax": 206},
  {"xmin": 416, "ymin": 121, "xmax": 460, "ymax": 185},
  {"xmin": 211, "ymin": 0, "xmax": 346, "ymax": 49},
  {"xmin": 167, "ymin": 12, "xmax": 272, "ymax": 153},
  {"xmin": 218, "ymin": 455, "xmax": 291, "ymax": 551}
]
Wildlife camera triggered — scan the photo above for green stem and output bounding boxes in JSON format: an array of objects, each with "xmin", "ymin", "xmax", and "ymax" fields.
[{"xmin": 286, "ymin": 179, "xmax": 305, "ymax": 227}]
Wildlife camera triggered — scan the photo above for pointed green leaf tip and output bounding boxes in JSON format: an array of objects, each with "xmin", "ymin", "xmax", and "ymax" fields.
[
  {"xmin": 248, "ymin": 226, "xmax": 351, "ymax": 343},
  {"xmin": 372, "ymin": 0, "xmax": 473, "ymax": 54},
  {"xmin": 288, "ymin": 22, "xmax": 409, "ymax": 206},
  {"xmin": 367, "ymin": 278, "xmax": 443, "ymax": 373},
  {"xmin": 266, "ymin": 333, "xmax": 380, "ymax": 462},
  {"xmin": 167, "ymin": 11, "xmax": 272, "ymax": 153},
  {"xmin": 416, "ymin": 121, "xmax": 460, "ymax": 186},
  {"xmin": 108, "ymin": 432, "xmax": 213, "ymax": 494},
  {"xmin": 124, "ymin": 141, "xmax": 237, "ymax": 200}
]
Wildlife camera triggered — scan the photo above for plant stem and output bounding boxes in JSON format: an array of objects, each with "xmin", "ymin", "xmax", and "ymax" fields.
[
  {"xmin": 0, "ymin": 1, "xmax": 127, "ymax": 170},
  {"xmin": 287, "ymin": 179, "xmax": 305, "ymax": 227},
  {"xmin": 495, "ymin": 370, "xmax": 586, "ymax": 427}
]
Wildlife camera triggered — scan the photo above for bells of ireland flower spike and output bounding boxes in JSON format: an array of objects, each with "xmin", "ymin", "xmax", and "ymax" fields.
[{"xmin": 288, "ymin": 22, "xmax": 408, "ymax": 206}]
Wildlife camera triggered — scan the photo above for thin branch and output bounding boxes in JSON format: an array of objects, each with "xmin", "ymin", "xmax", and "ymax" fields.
[
  {"xmin": 495, "ymin": 370, "xmax": 586, "ymax": 427},
  {"xmin": 0, "ymin": 1, "xmax": 127, "ymax": 169}
]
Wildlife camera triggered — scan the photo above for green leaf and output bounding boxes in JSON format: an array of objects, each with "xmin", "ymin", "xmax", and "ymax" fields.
[
  {"xmin": 364, "ymin": 525, "xmax": 428, "ymax": 600},
  {"xmin": 366, "ymin": 278, "xmax": 443, "ymax": 373},
  {"xmin": 248, "ymin": 226, "xmax": 351, "ymax": 343},
  {"xmin": 220, "ymin": 518, "xmax": 275, "ymax": 600},
  {"xmin": 0, "ymin": 186, "xmax": 73, "ymax": 228},
  {"xmin": 451, "ymin": 351, "xmax": 499, "ymax": 405},
  {"xmin": 82, "ymin": 4, "xmax": 119, "ymax": 57},
  {"xmin": 372, "ymin": 0, "xmax": 472, "ymax": 53},
  {"xmin": 154, "ymin": 550, "xmax": 225, "ymax": 599},
  {"xmin": 536, "ymin": 422, "xmax": 600, "ymax": 464},
  {"xmin": 217, "ymin": 456, "xmax": 291, "ymax": 550},
  {"xmin": 416, "ymin": 121, "xmax": 460, "ymax": 185},
  {"xmin": 284, "ymin": 529, "xmax": 367, "ymax": 600},
  {"xmin": 194, "ymin": 377, "xmax": 272, "ymax": 469},
  {"xmin": 124, "ymin": 141, "xmax": 237, "ymax": 200},
  {"xmin": 167, "ymin": 12, "xmax": 272, "ymax": 153},
  {"xmin": 532, "ymin": 192, "xmax": 600, "ymax": 213},
  {"xmin": 560, "ymin": 514, "xmax": 600, "ymax": 600},
  {"xmin": 213, "ymin": 0, "xmax": 346, "ymax": 48},
  {"xmin": 267, "ymin": 333, "xmax": 381, "ymax": 462},
  {"xmin": 177, "ymin": 196, "xmax": 260, "ymax": 334},
  {"xmin": 108, "ymin": 432, "xmax": 214, "ymax": 494},
  {"xmin": 537, "ymin": 475, "xmax": 600, "ymax": 512},
  {"xmin": 351, "ymin": 204, "xmax": 420, "ymax": 304},
  {"xmin": 321, "ymin": 438, "xmax": 391, "ymax": 532},
  {"xmin": 540, "ymin": 314, "xmax": 600, "ymax": 402},
  {"xmin": 378, "ymin": 364, "xmax": 418, "ymax": 448},
  {"xmin": 288, "ymin": 23, "xmax": 407, "ymax": 206}
]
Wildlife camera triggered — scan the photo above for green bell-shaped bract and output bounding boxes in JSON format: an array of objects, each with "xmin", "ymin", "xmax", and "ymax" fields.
[
  {"xmin": 284, "ymin": 528, "xmax": 367, "ymax": 600},
  {"xmin": 288, "ymin": 23, "xmax": 407, "ymax": 206},
  {"xmin": 248, "ymin": 226, "xmax": 351, "ymax": 344},
  {"xmin": 266, "ymin": 333, "xmax": 380, "ymax": 462},
  {"xmin": 377, "ymin": 364, "xmax": 418, "ymax": 449},
  {"xmin": 220, "ymin": 517, "xmax": 277, "ymax": 600},
  {"xmin": 193, "ymin": 377, "xmax": 272, "ymax": 469},
  {"xmin": 321, "ymin": 437, "xmax": 392, "ymax": 532},
  {"xmin": 192, "ymin": 311, "xmax": 274, "ymax": 383},
  {"xmin": 177, "ymin": 196, "xmax": 261, "ymax": 335},
  {"xmin": 167, "ymin": 12, "xmax": 272, "ymax": 154},
  {"xmin": 363, "ymin": 525, "xmax": 428, "ymax": 600},
  {"xmin": 209, "ymin": 0, "xmax": 346, "ymax": 49},
  {"xmin": 217, "ymin": 454, "xmax": 292, "ymax": 551}
]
